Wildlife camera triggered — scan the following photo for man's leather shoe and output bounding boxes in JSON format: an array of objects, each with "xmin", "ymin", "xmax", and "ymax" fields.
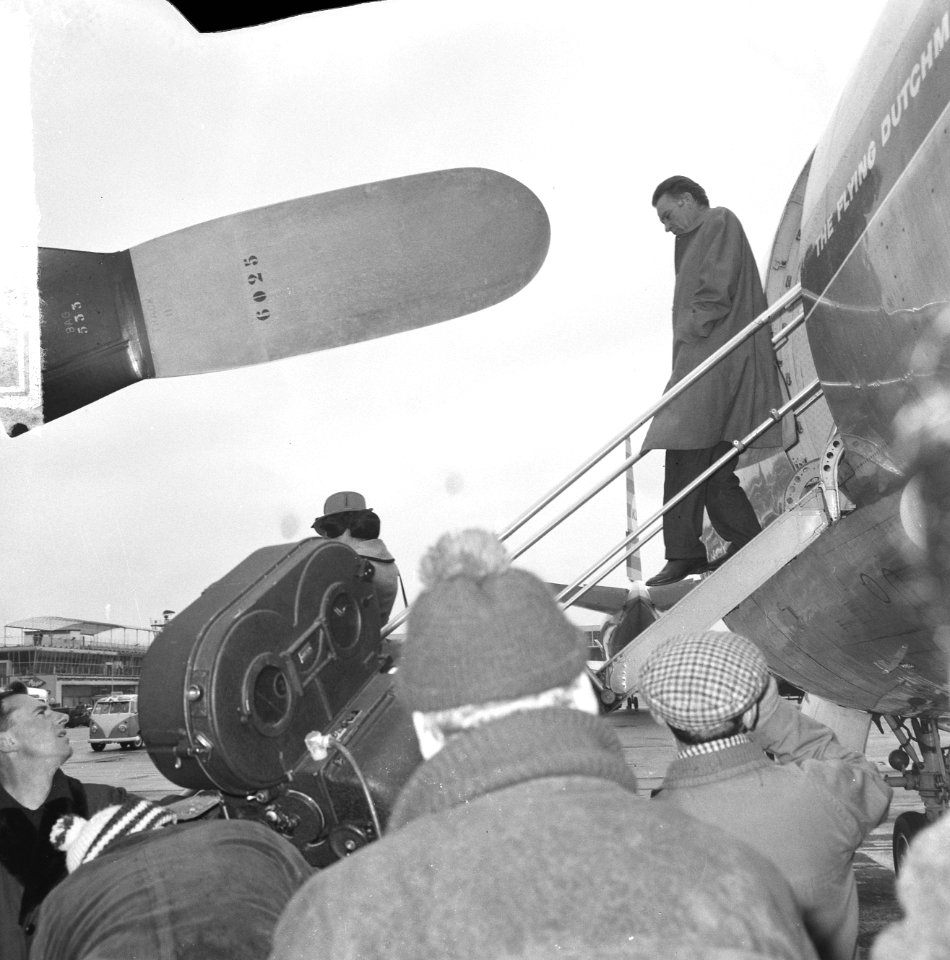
[
  {"xmin": 645, "ymin": 557, "xmax": 708, "ymax": 587},
  {"xmin": 706, "ymin": 544, "xmax": 741, "ymax": 573}
]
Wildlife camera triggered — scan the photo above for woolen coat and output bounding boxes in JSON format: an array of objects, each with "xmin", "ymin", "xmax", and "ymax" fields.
[
  {"xmin": 642, "ymin": 206, "xmax": 785, "ymax": 451},
  {"xmin": 270, "ymin": 707, "xmax": 818, "ymax": 960},
  {"xmin": 652, "ymin": 700, "xmax": 892, "ymax": 960}
]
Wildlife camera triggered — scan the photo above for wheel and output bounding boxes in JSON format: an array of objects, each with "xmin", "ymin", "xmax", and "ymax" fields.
[
  {"xmin": 130, "ymin": 736, "xmax": 144, "ymax": 750},
  {"xmin": 893, "ymin": 810, "xmax": 930, "ymax": 874},
  {"xmin": 598, "ymin": 688, "xmax": 622, "ymax": 713},
  {"xmin": 90, "ymin": 742, "xmax": 105, "ymax": 752}
]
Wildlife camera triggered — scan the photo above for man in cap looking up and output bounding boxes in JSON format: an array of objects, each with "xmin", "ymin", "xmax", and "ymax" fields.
[
  {"xmin": 639, "ymin": 630, "xmax": 892, "ymax": 960},
  {"xmin": 271, "ymin": 529, "xmax": 819, "ymax": 960},
  {"xmin": 311, "ymin": 490, "xmax": 403, "ymax": 622}
]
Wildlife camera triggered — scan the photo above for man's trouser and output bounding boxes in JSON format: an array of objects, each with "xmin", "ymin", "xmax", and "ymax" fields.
[{"xmin": 662, "ymin": 442, "xmax": 761, "ymax": 559}]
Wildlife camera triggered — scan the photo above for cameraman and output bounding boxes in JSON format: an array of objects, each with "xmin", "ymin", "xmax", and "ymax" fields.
[{"xmin": 311, "ymin": 491, "xmax": 404, "ymax": 623}]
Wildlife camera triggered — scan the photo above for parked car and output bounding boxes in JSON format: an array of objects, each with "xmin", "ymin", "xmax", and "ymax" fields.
[
  {"xmin": 88, "ymin": 695, "xmax": 142, "ymax": 751},
  {"xmin": 50, "ymin": 703, "xmax": 71, "ymax": 722},
  {"xmin": 67, "ymin": 703, "xmax": 92, "ymax": 727}
]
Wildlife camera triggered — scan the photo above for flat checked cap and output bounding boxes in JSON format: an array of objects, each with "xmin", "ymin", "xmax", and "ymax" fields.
[{"xmin": 638, "ymin": 630, "xmax": 770, "ymax": 732}]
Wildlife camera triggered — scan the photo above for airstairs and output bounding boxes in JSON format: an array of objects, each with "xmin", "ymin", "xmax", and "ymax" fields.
[
  {"xmin": 383, "ymin": 281, "xmax": 843, "ymax": 705},
  {"xmin": 594, "ymin": 484, "xmax": 830, "ymax": 700}
]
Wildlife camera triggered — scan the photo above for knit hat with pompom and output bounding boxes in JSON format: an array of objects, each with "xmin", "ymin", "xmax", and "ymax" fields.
[
  {"xmin": 50, "ymin": 799, "xmax": 177, "ymax": 873},
  {"xmin": 396, "ymin": 528, "xmax": 587, "ymax": 711}
]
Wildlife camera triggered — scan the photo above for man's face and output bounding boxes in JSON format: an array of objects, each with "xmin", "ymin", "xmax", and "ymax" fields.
[
  {"xmin": 655, "ymin": 192, "xmax": 703, "ymax": 235},
  {"xmin": 0, "ymin": 695, "xmax": 72, "ymax": 763}
]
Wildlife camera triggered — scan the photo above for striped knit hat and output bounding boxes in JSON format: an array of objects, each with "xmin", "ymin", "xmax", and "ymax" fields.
[
  {"xmin": 50, "ymin": 799, "xmax": 177, "ymax": 872},
  {"xmin": 638, "ymin": 630, "xmax": 770, "ymax": 733}
]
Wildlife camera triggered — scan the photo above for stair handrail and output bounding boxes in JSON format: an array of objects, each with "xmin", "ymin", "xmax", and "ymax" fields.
[
  {"xmin": 503, "ymin": 286, "xmax": 805, "ymax": 566},
  {"xmin": 556, "ymin": 377, "xmax": 824, "ymax": 609},
  {"xmin": 498, "ymin": 283, "xmax": 803, "ymax": 549},
  {"xmin": 382, "ymin": 283, "xmax": 806, "ymax": 639}
]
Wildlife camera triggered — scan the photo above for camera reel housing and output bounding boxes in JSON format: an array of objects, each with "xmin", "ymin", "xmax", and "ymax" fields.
[{"xmin": 140, "ymin": 538, "xmax": 421, "ymax": 864}]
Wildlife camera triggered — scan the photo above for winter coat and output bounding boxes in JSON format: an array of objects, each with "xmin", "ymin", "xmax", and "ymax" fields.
[
  {"xmin": 0, "ymin": 771, "xmax": 127, "ymax": 960},
  {"xmin": 31, "ymin": 820, "xmax": 313, "ymax": 960},
  {"xmin": 652, "ymin": 700, "xmax": 892, "ymax": 960},
  {"xmin": 642, "ymin": 206, "xmax": 785, "ymax": 451},
  {"xmin": 270, "ymin": 707, "xmax": 818, "ymax": 960},
  {"xmin": 353, "ymin": 537, "xmax": 401, "ymax": 623}
]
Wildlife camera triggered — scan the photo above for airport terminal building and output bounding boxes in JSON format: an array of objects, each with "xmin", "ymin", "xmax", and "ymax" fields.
[
  {"xmin": 0, "ymin": 614, "xmax": 173, "ymax": 706},
  {"xmin": 0, "ymin": 613, "xmax": 606, "ymax": 709}
]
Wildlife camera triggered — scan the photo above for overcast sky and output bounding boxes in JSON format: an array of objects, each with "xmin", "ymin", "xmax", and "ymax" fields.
[{"xmin": 2, "ymin": 0, "xmax": 890, "ymax": 632}]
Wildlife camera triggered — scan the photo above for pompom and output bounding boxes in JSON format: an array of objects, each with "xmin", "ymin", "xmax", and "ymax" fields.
[
  {"xmin": 418, "ymin": 529, "xmax": 510, "ymax": 589},
  {"xmin": 400, "ymin": 528, "xmax": 586, "ymax": 711},
  {"xmin": 50, "ymin": 813, "xmax": 86, "ymax": 853},
  {"xmin": 49, "ymin": 801, "xmax": 179, "ymax": 873}
]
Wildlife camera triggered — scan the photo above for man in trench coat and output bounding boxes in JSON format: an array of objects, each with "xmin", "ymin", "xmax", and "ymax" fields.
[{"xmin": 642, "ymin": 175, "xmax": 785, "ymax": 586}]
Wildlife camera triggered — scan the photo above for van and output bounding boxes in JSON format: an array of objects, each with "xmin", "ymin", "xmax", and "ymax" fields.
[{"xmin": 88, "ymin": 695, "xmax": 142, "ymax": 751}]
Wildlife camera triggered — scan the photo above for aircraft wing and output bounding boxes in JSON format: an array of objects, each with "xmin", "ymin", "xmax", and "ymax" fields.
[{"xmin": 546, "ymin": 583, "xmax": 632, "ymax": 615}]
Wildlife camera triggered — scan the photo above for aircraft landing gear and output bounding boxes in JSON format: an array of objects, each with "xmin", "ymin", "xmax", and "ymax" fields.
[
  {"xmin": 598, "ymin": 687, "xmax": 624, "ymax": 714},
  {"xmin": 884, "ymin": 715, "xmax": 949, "ymax": 872},
  {"xmin": 892, "ymin": 811, "xmax": 929, "ymax": 872}
]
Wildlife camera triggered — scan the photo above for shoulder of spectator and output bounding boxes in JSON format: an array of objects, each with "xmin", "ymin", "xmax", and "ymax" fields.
[
  {"xmin": 751, "ymin": 699, "xmax": 892, "ymax": 809},
  {"xmin": 83, "ymin": 782, "xmax": 132, "ymax": 811}
]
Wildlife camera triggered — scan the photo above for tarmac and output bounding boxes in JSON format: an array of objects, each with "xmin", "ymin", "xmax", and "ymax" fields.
[{"xmin": 64, "ymin": 706, "xmax": 909, "ymax": 957}]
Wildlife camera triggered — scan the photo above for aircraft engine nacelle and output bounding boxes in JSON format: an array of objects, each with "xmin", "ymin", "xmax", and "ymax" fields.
[{"xmin": 139, "ymin": 537, "xmax": 422, "ymax": 867}]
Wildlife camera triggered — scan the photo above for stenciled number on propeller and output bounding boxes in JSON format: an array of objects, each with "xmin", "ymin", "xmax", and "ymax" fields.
[
  {"xmin": 243, "ymin": 255, "xmax": 272, "ymax": 322},
  {"xmin": 61, "ymin": 301, "xmax": 88, "ymax": 336}
]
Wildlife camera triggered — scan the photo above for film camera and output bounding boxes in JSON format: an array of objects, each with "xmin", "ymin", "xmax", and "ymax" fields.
[{"xmin": 139, "ymin": 538, "xmax": 421, "ymax": 867}]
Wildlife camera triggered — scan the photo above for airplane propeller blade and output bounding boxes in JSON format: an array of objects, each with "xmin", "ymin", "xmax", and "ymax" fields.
[{"xmin": 6, "ymin": 167, "xmax": 550, "ymax": 435}]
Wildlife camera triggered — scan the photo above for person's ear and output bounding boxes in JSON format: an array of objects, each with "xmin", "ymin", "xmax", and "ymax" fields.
[{"xmin": 739, "ymin": 702, "xmax": 759, "ymax": 733}]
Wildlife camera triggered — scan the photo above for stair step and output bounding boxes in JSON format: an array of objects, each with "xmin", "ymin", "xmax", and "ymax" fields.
[{"xmin": 597, "ymin": 486, "xmax": 830, "ymax": 696}]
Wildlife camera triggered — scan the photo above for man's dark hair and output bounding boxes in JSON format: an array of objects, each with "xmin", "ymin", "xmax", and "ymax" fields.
[
  {"xmin": 316, "ymin": 514, "xmax": 348, "ymax": 538},
  {"xmin": 668, "ymin": 716, "xmax": 743, "ymax": 745},
  {"xmin": 0, "ymin": 682, "xmax": 29, "ymax": 732},
  {"xmin": 349, "ymin": 510, "xmax": 381, "ymax": 540},
  {"xmin": 652, "ymin": 176, "xmax": 709, "ymax": 208},
  {"xmin": 315, "ymin": 509, "xmax": 380, "ymax": 540}
]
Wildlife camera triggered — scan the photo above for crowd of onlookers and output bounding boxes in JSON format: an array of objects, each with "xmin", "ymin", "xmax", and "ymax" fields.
[{"xmin": 1, "ymin": 525, "xmax": 938, "ymax": 959}]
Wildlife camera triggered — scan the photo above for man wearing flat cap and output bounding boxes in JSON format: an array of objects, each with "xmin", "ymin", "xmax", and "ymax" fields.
[
  {"xmin": 311, "ymin": 490, "xmax": 403, "ymax": 622},
  {"xmin": 639, "ymin": 630, "xmax": 892, "ymax": 960},
  {"xmin": 271, "ymin": 529, "xmax": 820, "ymax": 960}
]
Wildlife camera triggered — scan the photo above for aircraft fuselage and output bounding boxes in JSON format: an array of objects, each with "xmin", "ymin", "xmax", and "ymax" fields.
[{"xmin": 726, "ymin": 0, "xmax": 950, "ymax": 716}]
